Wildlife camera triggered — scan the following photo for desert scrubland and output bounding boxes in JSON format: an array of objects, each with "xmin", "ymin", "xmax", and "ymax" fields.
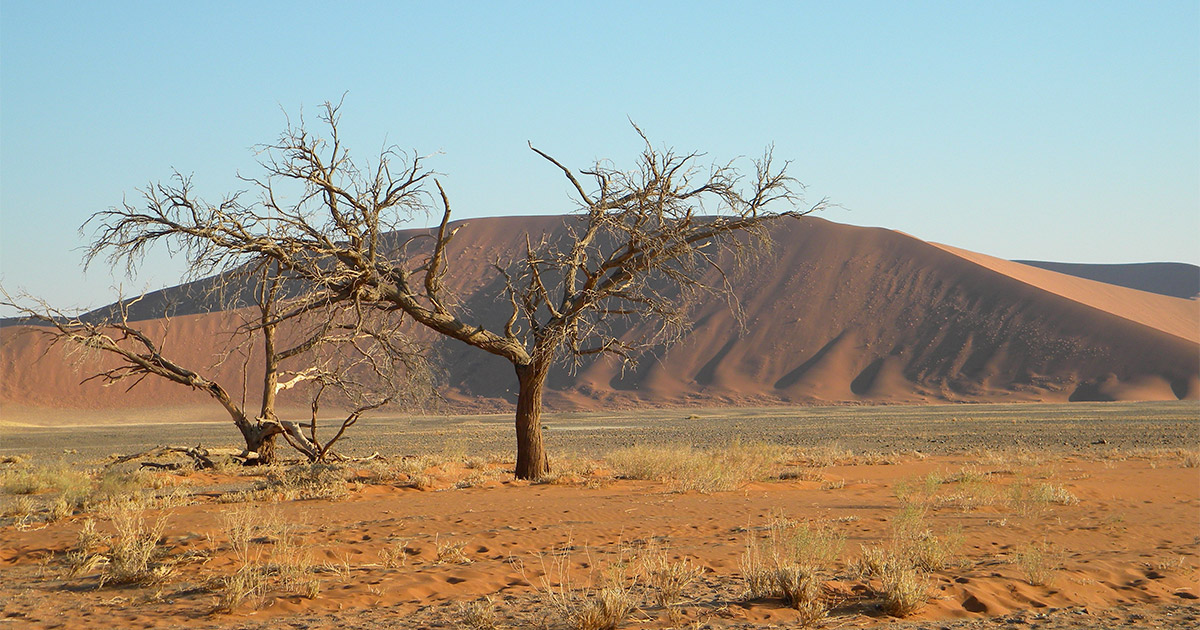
[{"xmin": 1, "ymin": 403, "xmax": 1197, "ymax": 629}]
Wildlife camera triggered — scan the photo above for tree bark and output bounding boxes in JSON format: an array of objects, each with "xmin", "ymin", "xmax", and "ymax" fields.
[
  {"xmin": 514, "ymin": 360, "xmax": 551, "ymax": 480},
  {"xmin": 252, "ymin": 432, "xmax": 278, "ymax": 464}
]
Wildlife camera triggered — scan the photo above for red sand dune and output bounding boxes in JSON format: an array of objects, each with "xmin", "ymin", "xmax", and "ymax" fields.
[{"xmin": 2, "ymin": 216, "xmax": 1197, "ymax": 421}]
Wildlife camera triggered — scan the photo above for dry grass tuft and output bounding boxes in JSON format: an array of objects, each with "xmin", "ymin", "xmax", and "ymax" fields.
[
  {"xmin": 1008, "ymin": 480, "xmax": 1079, "ymax": 516},
  {"xmin": 521, "ymin": 540, "xmax": 639, "ymax": 630},
  {"xmin": 213, "ymin": 563, "xmax": 272, "ymax": 613},
  {"xmin": 1, "ymin": 462, "xmax": 91, "ymax": 496},
  {"xmin": 740, "ymin": 534, "xmax": 778, "ymax": 599},
  {"xmin": 572, "ymin": 585, "xmax": 637, "ymax": 630},
  {"xmin": 607, "ymin": 441, "xmax": 782, "ymax": 492},
  {"xmin": 210, "ymin": 505, "xmax": 322, "ymax": 612},
  {"xmin": 1015, "ymin": 541, "xmax": 1061, "ymax": 586},
  {"xmin": 65, "ymin": 518, "xmax": 107, "ymax": 578},
  {"xmin": 775, "ymin": 563, "xmax": 826, "ymax": 624},
  {"xmin": 456, "ymin": 596, "xmax": 499, "ymax": 630},
  {"xmin": 638, "ymin": 541, "xmax": 702, "ymax": 607},
  {"xmin": 98, "ymin": 501, "xmax": 174, "ymax": 586},
  {"xmin": 381, "ymin": 538, "xmax": 411, "ymax": 568},
  {"xmin": 739, "ymin": 516, "xmax": 843, "ymax": 623},
  {"xmin": 259, "ymin": 463, "xmax": 349, "ymax": 500},
  {"xmin": 855, "ymin": 545, "xmax": 929, "ymax": 617},
  {"xmin": 435, "ymin": 535, "xmax": 471, "ymax": 564}
]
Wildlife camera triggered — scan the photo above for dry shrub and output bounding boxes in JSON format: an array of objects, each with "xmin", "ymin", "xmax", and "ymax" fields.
[
  {"xmin": 879, "ymin": 561, "xmax": 928, "ymax": 617},
  {"xmin": 456, "ymin": 596, "xmax": 498, "ymax": 630},
  {"xmin": 65, "ymin": 518, "xmax": 106, "ymax": 578},
  {"xmin": 211, "ymin": 505, "xmax": 321, "ymax": 612},
  {"xmin": 1015, "ymin": 541, "xmax": 1060, "ymax": 586},
  {"xmin": 436, "ymin": 535, "xmax": 471, "ymax": 564},
  {"xmin": 792, "ymin": 444, "xmax": 855, "ymax": 467},
  {"xmin": 273, "ymin": 526, "xmax": 320, "ymax": 598},
  {"xmin": 573, "ymin": 585, "xmax": 636, "ymax": 630},
  {"xmin": 1032, "ymin": 483, "xmax": 1078, "ymax": 506},
  {"xmin": 740, "ymin": 517, "xmax": 843, "ymax": 624},
  {"xmin": 100, "ymin": 502, "xmax": 173, "ymax": 586},
  {"xmin": 638, "ymin": 541, "xmax": 702, "ymax": 607},
  {"xmin": 1008, "ymin": 480, "xmax": 1078, "ymax": 516},
  {"xmin": 259, "ymin": 463, "xmax": 349, "ymax": 500},
  {"xmin": 855, "ymin": 545, "xmax": 929, "ymax": 617},
  {"xmin": 783, "ymin": 520, "xmax": 845, "ymax": 569},
  {"xmin": 5, "ymin": 495, "xmax": 37, "ymax": 525},
  {"xmin": 2, "ymin": 462, "xmax": 90, "ymax": 496},
  {"xmin": 776, "ymin": 563, "xmax": 826, "ymax": 623},
  {"xmin": 889, "ymin": 504, "xmax": 961, "ymax": 572},
  {"xmin": 381, "ymin": 538, "xmax": 411, "ymax": 568},
  {"xmin": 521, "ymin": 541, "xmax": 638, "ymax": 630},
  {"xmin": 214, "ymin": 564, "xmax": 272, "ymax": 613},
  {"xmin": 820, "ymin": 478, "xmax": 846, "ymax": 490},
  {"xmin": 740, "ymin": 534, "xmax": 778, "ymax": 598},
  {"xmin": 607, "ymin": 441, "xmax": 782, "ymax": 492}
]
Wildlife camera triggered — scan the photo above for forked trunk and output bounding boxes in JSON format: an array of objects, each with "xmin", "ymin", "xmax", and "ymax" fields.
[
  {"xmin": 233, "ymin": 414, "xmax": 281, "ymax": 465},
  {"xmin": 247, "ymin": 431, "xmax": 278, "ymax": 464},
  {"xmin": 514, "ymin": 361, "xmax": 551, "ymax": 480}
]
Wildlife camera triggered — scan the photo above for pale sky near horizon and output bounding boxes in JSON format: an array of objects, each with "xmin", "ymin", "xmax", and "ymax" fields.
[{"xmin": 1, "ymin": 1, "xmax": 1197, "ymax": 315}]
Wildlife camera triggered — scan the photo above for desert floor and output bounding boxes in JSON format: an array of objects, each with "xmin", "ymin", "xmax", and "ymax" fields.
[{"xmin": 1, "ymin": 401, "xmax": 1197, "ymax": 629}]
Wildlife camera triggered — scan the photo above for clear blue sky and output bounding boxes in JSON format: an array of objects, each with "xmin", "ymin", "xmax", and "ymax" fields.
[{"xmin": 2, "ymin": 1, "xmax": 1197, "ymax": 314}]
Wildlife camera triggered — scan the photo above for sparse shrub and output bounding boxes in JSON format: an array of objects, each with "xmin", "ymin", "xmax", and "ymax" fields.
[
  {"xmin": 890, "ymin": 504, "xmax": 928, "ymax": 541},
  {"xmin": 904, "ymin": 527, "xmax": 962, "ymax": 572},
  {"xmin": 436, "ymin": 535, "xmax": 470, "ymax": 564},
  {"xmin": 1008, "ymin": 480, "xmax": 1078, "ymax": 516},
  {"xmin": 740, "ymin": 516, "xmax": 842, "ymax": 622},
  {"xmin": 524, "ymin": 540, "xmax": 638, "ymax": 630},
  {"xmin": 457, "ymin": 596, "xmax": 499, "ymax": 630},
  {"xmin": 878, "ymin": 560, "xmax": 928, "ymax": 617},
  {"xmin": 820, "ymin": 478, "xmax": 846, "ymax": 490},
  {"xmin": 1015, "ymin": 541, "xmax": 1060, "ymax": 586},
  {"xmin": 213, "ymin": 563, "xmax": 271, "ymax": 613},
  {"xmin": 406, "ymin": 472, "xmax": 435, "ymax": 490},
  {"xmin": 6, "ymin": 495, "xmax": 37, "ymax": 523},
  {"xmin": 573, "ymin": 585, "xmax": 636, "ymax": 630},
  {"xmin": 794, "ymin": 444, "xmax": 855, "ymax": 467},
  {"xmin": 260, "ymin": 463, "xmax": 348, "ymax": 500},
  {"xmin": 47, "ymin": 495, "xmax": 74, "ymax": 522},
  {"xmin": 100, "ymin": 503, "xmax": 172, "ymax": 586},
  {"xmin": 639, "ymin": 542, "xmax": 702, "ymax": 607},
  {"xmin": 65, "ymin": 518, "xmax": 107, "ymax": 578},
  {"xmin": 381, "ymin": 538, "xmax": 411, "ymax": 568},
  {"xmin": 856, "ymin": 545, "xmax": 928, "ymax": 617},
  {"xmin": 1032, "ymin": 483, "xmax": 1078, "ymax": 506},
  {"xmin": 776, "ymin": 563, "xmax": 826, "ymax": 623},
  {"xmin": 210, "ymin": 505, "xmax": 321, "ymax": 611},
  {"xmin": 2, "ymin": 462, "xmax": 90, "ymax": 496},
  {"xmin": 273, "ymin": 526, "xmax": 320, "ymax": 598},
  {"xmin": 607, "ymin": 441, "xmax": 781, "ymax": 493},
  {"xmin": 948, "ymin": 465, "xmax": 990, "ymax": 485},
  {"xmin": 740, "ymin": 534, "xmax": 779, "ymax": 598},
  {"xmin": 781, "ymin": 521, "xmax": 845, "ymax": 570},
  {"xmin": 887, "ymin": 504, "xmax": 961, "ymax": 572}
]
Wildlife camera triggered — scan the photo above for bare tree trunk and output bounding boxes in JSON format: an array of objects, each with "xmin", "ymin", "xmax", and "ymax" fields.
[
  {"xmin": 249, "ymin": 431, "xmax": 278, "ymax": 464},
  {"xmin": 231, "ymin": 414, "xmax": 280, "ymax": 465},
  {"xmin": 514, "ymin": 360, "xmax": 551, "ymax": 480},
  {"xmin": 261, "ymin": 322, "xmax": 279, "ymax": 421}
]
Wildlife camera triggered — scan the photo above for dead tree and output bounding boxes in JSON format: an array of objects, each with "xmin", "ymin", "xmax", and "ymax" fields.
[
  {"xmin": 81, "ymin": 101, "xmax": 822, "ymax": 479},
  {"xmin": 2, "ymin": 261, "xmax": 428, "ymax": 464},
  {"xmin": 2, "ymin": 293, "xmax": 288, "ymax": 461}
]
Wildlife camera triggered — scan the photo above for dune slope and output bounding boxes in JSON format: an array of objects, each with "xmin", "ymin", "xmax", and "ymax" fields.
[{"xmin": 2, "ymin": 216, "xmax": 1196, "ymax": 419}]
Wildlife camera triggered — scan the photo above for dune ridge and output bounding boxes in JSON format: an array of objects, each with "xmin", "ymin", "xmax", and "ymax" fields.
[{"xmin": 1, "ymin": 216, "xmax": 1196, "ymax": 421}]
